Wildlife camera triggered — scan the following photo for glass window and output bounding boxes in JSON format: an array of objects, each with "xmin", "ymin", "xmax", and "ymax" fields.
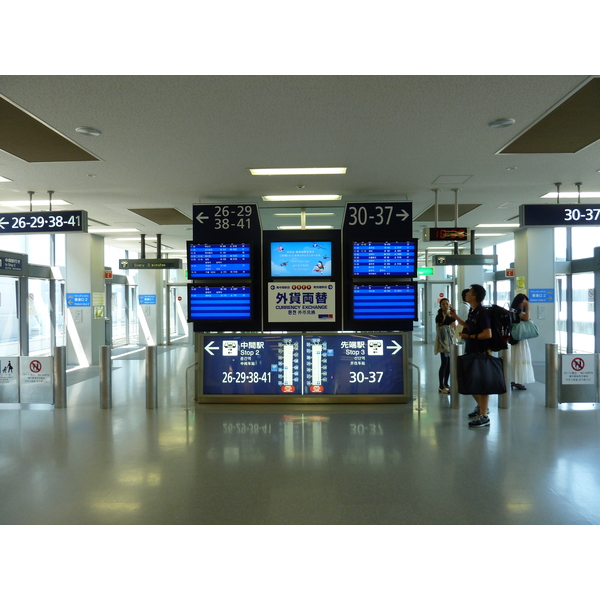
[
  {"xmin": 27, "ymin": 235, "xmax": 52, "ymax": 264},
  {"xmin": 496, "ymin": 280, "xmax": 512, "ymax": 308},
  {"xmin": 496, "ymin": 240, "xmax": 515, "ymax": 271},
  {"xmin": 571, "ymin": 226, "xmax": 600, "ymax": 260},
  {"xmin": 0, "ymin": 235, "xmax": 25, "ymax": 254},
  {"xmin": 571, "ymin": 272, "xmax": 595, "ymax": 353},
  {"xmin": 554, "ymin": 228, "xmax": 567, "ymax": 261}
]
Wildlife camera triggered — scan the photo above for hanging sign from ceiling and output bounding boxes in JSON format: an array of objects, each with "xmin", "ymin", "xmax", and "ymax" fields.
[{"xmin": 0, "ymin": 210, "xmax": 88, "ymax": 234}]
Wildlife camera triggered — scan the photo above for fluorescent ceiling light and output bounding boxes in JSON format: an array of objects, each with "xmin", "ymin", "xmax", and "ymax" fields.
[
  {"xmin": 476, "ymin": 223, "xmax": 519, "ymax": 228},
  {"xmin": 274, "ymin": 212, "xmax": 335, "ymax": 216},
  {"xmin": 475, "ymin": 233, "xmax": 507, "ymax": 237},
  {"xmin": 263, "ymin": 195, "xmax": 341, "ymax": 201},
  {"xmin": 540, "ymin": 192, "xmax": 600, "ymax": 199},
  {"xmin": 115, "ymin": 237, "xmax": 157, "ymax": 241},
  {"xmin": 250, "ymin": 167, "xmax": 346, "ymax": 176},
  {"xmin": 89, "ymin": 228, "xmax": 140, "ymax": 233},
  {"xmin": 0, "ymin": 175, "xmax": 13, "ymax": 183},
  {"xmin": 277, "ymin": 225, "xmax": 334, "ymax": 230},
  {"xmin": 0, "ymin": 199, "xmax": 71, "ymax": 207}
]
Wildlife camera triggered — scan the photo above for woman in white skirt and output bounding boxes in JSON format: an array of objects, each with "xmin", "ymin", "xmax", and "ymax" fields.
[{"xmin": 509, "ymin": 293, "xmax": 535, "ymax": 390}]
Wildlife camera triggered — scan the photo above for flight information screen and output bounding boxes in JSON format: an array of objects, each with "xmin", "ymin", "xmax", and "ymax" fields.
[
  {"xmin": 352, "ymin": 240, "xmax": 417, "ymax": 277},
  {"xmin": 352, "ymin": 284, "xmax": 417, "ymax": 320},
  {"xmin": 189, "ymin": 286, "xmax": 252, "ymax": 320},
  {"xmin": 188, "ymin": 242, "xmax": 251, "ymax": 278}
]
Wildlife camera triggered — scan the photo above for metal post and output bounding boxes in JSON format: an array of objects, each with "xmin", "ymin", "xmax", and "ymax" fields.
[
  {"xmin": 545, "ymin": 343, "xmax": 559, "ymax": 408},
  {"xmin": 53, "ymin": 346, "xmax": 67, "ymax": 408},
  {"xmin": 99, "ymin": 345, "xmax": 112, "ymax": 409},
  {"xmin": 450, "ymin": 342, "xmax": 460, "ymax": 408},
  {"xmin": 498, "ymin": 346, "xmax": 511, "ymax": 409},
  {"xmin": 146, "ymin": 345, "xmax": 158, "ymax": 409}
]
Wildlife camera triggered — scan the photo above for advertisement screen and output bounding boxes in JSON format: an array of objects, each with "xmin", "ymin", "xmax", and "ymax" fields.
[{"xmin": 270, "ymin": 241, "xmax": 332, "ymax": 277}]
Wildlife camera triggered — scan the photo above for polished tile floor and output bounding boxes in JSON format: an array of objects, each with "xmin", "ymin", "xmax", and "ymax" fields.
[{"xmin": 1, "ymin": 338, "xmax": 600, "ymax": 525}]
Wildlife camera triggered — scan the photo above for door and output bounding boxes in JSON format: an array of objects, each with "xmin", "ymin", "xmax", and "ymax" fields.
[
  {"xmin": 0, "ymin": 277, "xmax": 20, "ymax": 356},
  {"xmin": 167, "ymin": 285, "xmax": 190, "ymax": 344}
]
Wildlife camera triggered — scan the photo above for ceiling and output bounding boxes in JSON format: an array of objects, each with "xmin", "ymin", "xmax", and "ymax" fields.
[{"xmin": 0, "ymin": 75, "xmax": 598, "ymax": 260}]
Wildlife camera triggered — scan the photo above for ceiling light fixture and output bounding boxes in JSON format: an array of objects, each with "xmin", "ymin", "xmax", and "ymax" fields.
[
  {"xmin": 277, "ymin": 225, "xmax": 334, "ymax": 230},
  {"xmin": 488, "ymin": 118, "xmax": 516, "ymax": 128},
  {"xmin": 75, "ymin": 126, "xmax": 102, "ymax": 136},
  {"xmin": 475, "ymin": 233, "xmax": 507, "ymax": 237},
  {"xmin": 540, "ymin": 191, "xmax": 600, "ymax": 199},
  {"xmin": 0, "ymin": 199, "xmax": 71, "ymax": 207},
  {"xmin": 263, "ymin": 195, "xmax": 341, "ymax": 202},
  {"xmin": 89, "ymin": 228, "xmax": 139, "ymax": 233},
  {"xmin": 274, "ymin": 212, "xmax": 335, "ymax": 217},
  {"xmin": 0, "ymin": 175, "xmax": 13, "ymax": 183},
  {"xmin": 250, "ymin": 167, "xmax": 347, "ymax": 176},
  {"xmin": 476, "ymin": 223, "xmax": 519, "ymax": 228}
]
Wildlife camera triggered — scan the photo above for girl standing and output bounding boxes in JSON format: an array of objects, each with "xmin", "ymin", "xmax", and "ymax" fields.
[
  {"xmin": 510, "ymin": 293, "xmax": 536, "ymax": 390},
  {"xmin": 434, "ymin": 298, "xmax": 456, "ymax": 393}
]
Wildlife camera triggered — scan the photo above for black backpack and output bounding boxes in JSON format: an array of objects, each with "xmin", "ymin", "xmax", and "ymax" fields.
[{"xmin": 483, "ymin": 304, "xmax": 516, "ymax": 352}]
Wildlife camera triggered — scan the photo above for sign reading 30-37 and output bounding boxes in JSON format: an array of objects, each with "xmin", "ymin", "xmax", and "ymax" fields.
[{"xmin": 342, "ymin": 202, "xmax": 412, "ymax": 240}]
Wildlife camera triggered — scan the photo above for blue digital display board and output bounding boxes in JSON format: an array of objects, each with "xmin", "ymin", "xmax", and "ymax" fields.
[
  {"xmin": 187, "ymin": 242, "xmax": 251, "ymax": 278},
  {"xmin": 270, "ymin": 241, "xmax": 333, "ymax": 277},
  {"xmin": 352, "ymin": 284, "xmax": 417, "ymax": 320},
  {"xmin": 201, "ymin": 333, "xmax": 406, "ymax": 398},
  {"xmin": 352, "ymin": 240, "xmax": 417, "ymax": 277},
  {"xmin": 189, "ymin": 286, "xmax": 251, "ymax": 321}
]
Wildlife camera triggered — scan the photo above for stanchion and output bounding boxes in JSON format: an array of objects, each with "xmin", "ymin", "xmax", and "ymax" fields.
[
  {"xmin": 450, "ymin": 343, "xmax": 460, "ymax": 409},
  {"xmin": 99, "ymin": 345, "xmax": 112, "ymax": 409},
  {"xmin": 545, "ymin": 343, "xmax": 559, "ymax": 408},
  {"xmin": 498, "ymin": 346, "xmax": 511, "ymax": 409},
  {"xmin": 146, "ymin": 345, "xmax": 158, "ymax": 409},
  {"xmin": 53, "ymin": 346, "xmax": 67, "ymax": 408}
]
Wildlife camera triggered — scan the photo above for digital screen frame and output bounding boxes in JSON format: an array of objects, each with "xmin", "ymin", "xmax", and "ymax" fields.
[
  {"xmin": 187, "ymin": 241, "xmax": 251, "ymax": 279},
  {"xmin": 351, "ymin": 239, "xmax": 418, "ymax": 278},
  {"xmin": 189, "ymin": 284, "xmax": 261, "ymax": 332},
  {"xmin": 344, "ymin": 282, "xmax": 417, "ymax": 331}
]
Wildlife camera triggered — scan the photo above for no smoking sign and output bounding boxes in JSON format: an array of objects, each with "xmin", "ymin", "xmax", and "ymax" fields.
[{"xmin": 562, "ymin": 354, "xmax": 595, "ymax": 385}]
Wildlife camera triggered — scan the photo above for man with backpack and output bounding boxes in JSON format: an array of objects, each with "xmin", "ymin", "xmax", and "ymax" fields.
[{"xmin": 449, "ymin": 284, "xmax": 493, "ymax": 428}]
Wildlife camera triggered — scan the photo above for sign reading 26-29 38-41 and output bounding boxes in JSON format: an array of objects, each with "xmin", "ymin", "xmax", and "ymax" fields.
[{"xmin": 0, "ymin": 211, "xmax": 88, "ymax": 234}]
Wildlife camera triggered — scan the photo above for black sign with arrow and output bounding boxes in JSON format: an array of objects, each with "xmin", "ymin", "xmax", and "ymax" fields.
[{"xmin": 192, "ymin": 204, "xmax": 261, "ymax": 242}]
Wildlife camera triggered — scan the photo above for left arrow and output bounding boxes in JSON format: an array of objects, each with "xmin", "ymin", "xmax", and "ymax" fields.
[
  {"xmin": 196, "ymin": 212, "xmax": 209, "ymax": 224},
  {"xmin": 0, "ymin": 218, "xmax": 7, "ymax": 229},
  {"xmin": 204, "ymin": 341, "xmax": 218, "ymax": 355}
]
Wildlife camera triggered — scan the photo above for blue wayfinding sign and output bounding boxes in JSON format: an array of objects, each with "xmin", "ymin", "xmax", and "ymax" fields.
[
  {"xmin": 139, "ymin": 295, "xmax": 157, "ymax": 305},
  {"xmin": 529, "ymin": 288, "xmax": 554, "ymax": 302},
  {"xmin": 66, "ymin": 293, "xmax": 91, "ymax": 307},
  {"xmin": 202, "ymin": 334, "xmax": 405, "ymax": 396}
]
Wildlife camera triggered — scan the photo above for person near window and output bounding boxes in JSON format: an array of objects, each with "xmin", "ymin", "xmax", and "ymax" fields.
[
  {"xmin": 434, "ymin": 298, "xmax": 456, "ymax": 393},
  {"xmin": 510, "ymin": 293, "xmax": 535, "ymax": 390}
]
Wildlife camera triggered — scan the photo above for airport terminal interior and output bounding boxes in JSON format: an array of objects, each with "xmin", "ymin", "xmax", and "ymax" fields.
[{"xmin": 2, "ymin": 76, "xmax": 600, "ymax": 538}]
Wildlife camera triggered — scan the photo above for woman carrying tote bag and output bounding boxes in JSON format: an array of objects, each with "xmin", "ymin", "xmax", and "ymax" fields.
[{"xmin": 509, "ymin": 293, "xmax": 536, "ymax": 390}]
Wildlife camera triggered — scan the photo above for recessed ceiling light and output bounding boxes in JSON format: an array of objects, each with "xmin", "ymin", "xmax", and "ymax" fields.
[
  {"xmin": 0, "ymin": 175, "xmax": 13, "ymax": 183},
  {"xmin": 0, "ymin": 199, "xmax": 71, "ymax": 207},
  {"xmin": 75, "ymin": 126, "xmax": 102, "ymax": 136},
  {"xmin": 250, "ymin": 167, "xmax": 347, "ymax": 176},
  {"xmin": 476, "ymin": 223, "xmax": 519, "ymax": 228},
  {"xmin": 488, "ymin": 118, "xmax": 516, "ymax": 128},
  {"xmin": 263, "ymin": 195, "xmax": 341, "ymax": 201},
  {"xmin": 540, "ymin": 191, "xmax": 600, "ymax": 199},
  {"xmin": 475, "ymin": 233, "xmax": 507, "ymax": 237}
]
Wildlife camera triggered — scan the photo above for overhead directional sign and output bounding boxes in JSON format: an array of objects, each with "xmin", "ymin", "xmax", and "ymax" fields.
[
  {"xmin": 521, "ymin": 204, "xmax": 600, "ymax": 227},
  {"xmin": 192, "ymin": 204, "xmax": 261, "ymax": 242},
  {"xmin": 0, "ymin": 210, "xmax": 88, "ymax": 234},
  {"xmin": 119, "ymin": 258, "xmax": 182, "ymax": 270},
  {"xmin": 433, "ymin": 254, "xmax": 498, "ymax": 266},
  {"xmin": 342, "ymin": 202, "xmax": 412, "ymax": 239}
]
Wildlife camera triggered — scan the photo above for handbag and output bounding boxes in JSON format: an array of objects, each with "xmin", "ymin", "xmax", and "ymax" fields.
[
  {"xmin": 457, "ymin": 353, "xmax": 507, "ymax": 395},
  {"xmin": 511, "ymin": 319, "xmax": 539, "ymax": 341}
]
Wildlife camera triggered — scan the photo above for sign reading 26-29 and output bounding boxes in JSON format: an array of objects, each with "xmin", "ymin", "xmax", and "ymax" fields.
[
  {"xmin": 0, "ymin": 210, "xmax": 88, "ymax": 234},
  {"xmin": 520, "ymin": 204, "xmax": 600, "ymax": 227}
]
